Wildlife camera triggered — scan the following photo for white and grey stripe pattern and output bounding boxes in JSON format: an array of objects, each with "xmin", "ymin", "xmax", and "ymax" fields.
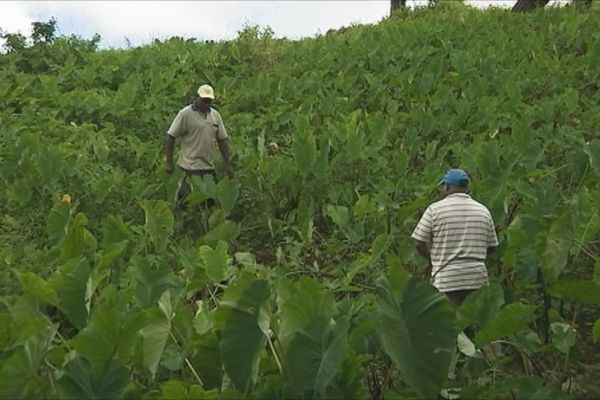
[{"xmin": 411, "ymin": 193, "xmax": 498, "ymax": 292}]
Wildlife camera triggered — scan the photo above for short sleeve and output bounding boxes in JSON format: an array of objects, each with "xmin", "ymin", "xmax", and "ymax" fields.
[
  {"xmin": 487, "ymin": 213, "xmax": 499, "ymax": 247},
  {"xmin": 411, "ymin": 206, "xmax": 433, "ymax": 243},
  {"xmin": 216, "ymin": 112, "xmax": 228, "ymax": 140},
  {"xmin": 167, "ymin": 110, "xmax": 185, "ymax": 138}
]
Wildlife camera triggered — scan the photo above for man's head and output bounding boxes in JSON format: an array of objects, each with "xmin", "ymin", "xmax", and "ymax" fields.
[
  {"xmin": 438, "ymin": 168, "xmax": 469, "ymax": 196},
  {"xmin": 193, "ymin": 84, "xmax": 215, "ymax": 113}
]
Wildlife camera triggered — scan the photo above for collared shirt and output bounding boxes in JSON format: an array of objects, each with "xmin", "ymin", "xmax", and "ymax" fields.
[
  {"xmin": 167, "ymin": 105, "xmax": 228, "ymax": 171},
  {"xmin": 411, "ymin": 193, "xmax": 499, "ymax": 292}
]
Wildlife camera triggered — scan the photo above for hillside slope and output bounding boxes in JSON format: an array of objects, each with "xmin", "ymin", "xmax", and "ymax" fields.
[{"xmin": 0, "ymin": 3, "xmax": 599, "ymax": 398}]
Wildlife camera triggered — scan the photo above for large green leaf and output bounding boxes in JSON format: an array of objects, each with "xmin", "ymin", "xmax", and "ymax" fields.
[
  {"xmin": 49, "ymin": 259, "xmax": 91, "ymax": 330},
  {"xmin": 216, "ymin": 178, "xmax": 240, "ymax": 216},
  {"xmin": 548, "ymin": 279, "xmax": 600, "ymax": 305},
  {"xmin": 456, "ymin": 282, "xmax": 505, "ymax": 331},
  {"xmin": 294, "ymin": 198, "xmax": 314, "ymax": 243},
  {"xmin": 344, "ymin": 233, "xmax": 388, "ymax": 285},
  {"xmin": 200, "ymin": 220, "xmax": 240, "ymax": 246},
  {"xmin": 57, "ymin": 357, "xmax": 129, "ymax": 400},
  {"xmin": 141, "ymin": 200, "xmax": 174, "ymax": 252},
  {"xmin": 276, "ymin": 276, "xmax": 336, "ymax": 348},
  {"xmin": 593, "ymin": 318, "xmax": 600, "ymax": 343},
  {"xmin": 190, "ymin": 332, "xmax": 223, "ymax": 390},
  {"xmin": 275, "ymin": 276, "xmax": 346, "ymax": 396},
  {"xmin": 46, "ymin": 202, "xmax": 72, "ymax": 246},
  {"xmin": 160, "ymin": 380, "xmax": 217, "ymax": 400},
  {"xmin": 198, "ymin": 240, "xmax": 229, "ymax": 284},
  {"xmin": 100, "ymin": 214, "xmax": 133, "ymax": 248},
  {"xmin": 326, "ymin": 352, "xmax": 370, "ymax": 400},
  {"xmin": 14, "ymin": 270, "xmax": 58, "ymax": 307},
  {"xmin": 140, "ymin": 292, "xmax": 176, "ymax": 378},
  {"xmin": 292, "ymin": 130, "xmax": 316, "ymax": 173},
  {"xmin": 376, "ymin": 270, "xmax": 458, "ymax": 399},
  {"xmin": 513, "ymin": 376, "xmax": 573, "ymax": 400},
  {"xmin": 72, "ymin": 287, "xmax": 144, "ymax": 368},
  {"xmin": 130, "ymin": 255, "xmax": 172, "ymax": 308},
  {"xmin": 286, "ymin": 317, "xmax": 349, "ymax": 397},
  {"xmin": 0, "ymin": 328, "xmax": 54, "ymax": 399},
  {"xmin": 96, "ymin": 241, "xmax": 129, "ymax": 270},
  {"xmin": 550, "ymin": 322, "xmax": 576, "ymax": 354},
  {"xmin": 541, "ymin": 213, "xmax": 574, "ymax": 284},
  {"xmin": 59, "ymin": 212, "xmax": 98, "ymax": 260},
  {"xmin": 215, "ymin": 273, "xmax": 270, "ymax": 394},
  {"xmin": 474, "ymin": 303, "xmax": 537, "ymax": 348},
  {"xmin": 325, "ymin": 205, "xmax": 350, "ymax": 229}
]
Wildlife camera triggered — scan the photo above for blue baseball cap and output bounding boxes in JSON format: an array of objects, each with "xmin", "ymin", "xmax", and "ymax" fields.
[{"xmin": 438, "ymin": 169, "xmax": 469, "ymax": 186}]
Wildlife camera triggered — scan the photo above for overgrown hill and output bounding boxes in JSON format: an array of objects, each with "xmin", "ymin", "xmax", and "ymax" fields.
[{"xmin": 1, "ymin": 3, "xmax": 599, "ymax": 399}]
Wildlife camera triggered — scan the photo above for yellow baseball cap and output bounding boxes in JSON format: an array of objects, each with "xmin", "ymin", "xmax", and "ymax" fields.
[{"xmin": 197, "ymin": 84, "xmax": 215, "ymax": 99}]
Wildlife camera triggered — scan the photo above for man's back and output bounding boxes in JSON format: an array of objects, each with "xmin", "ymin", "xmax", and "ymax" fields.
[{"xmin": 412, "ymin": 193, "xmax": 498, "ymax": 292}]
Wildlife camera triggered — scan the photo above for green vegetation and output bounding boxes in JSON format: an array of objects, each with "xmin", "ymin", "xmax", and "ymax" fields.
[{"xmin": 1, "ymin": 3, "xmax": 599, "ymax": 398}]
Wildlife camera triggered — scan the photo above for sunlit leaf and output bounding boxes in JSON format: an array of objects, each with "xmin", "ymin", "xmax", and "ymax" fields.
[
  {"xmin": 199, "ymin": 240, "xmax": 229, "ymax": 284},
  {"xmin": 141, "ymin": 200, "xmax": 174, "ymax": 252},
  {"xmin": 550, "ymin": 322, "xmax": 576, "ymax": 354}
]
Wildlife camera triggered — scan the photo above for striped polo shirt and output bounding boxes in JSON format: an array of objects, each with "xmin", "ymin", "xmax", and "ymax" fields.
[{"xmin": 411, "ymin": 193, "xmax": 498, "ymax": 292}]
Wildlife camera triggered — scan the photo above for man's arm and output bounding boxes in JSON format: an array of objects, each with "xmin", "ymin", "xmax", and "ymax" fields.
[
  {"xmin": 165, "ymin": 134, "xmax": 175, "ymax": 173},
  {"xmin": 218, "ymin": 138, "xmax": 234, "ymax": 178},
  {"xmin": 414, "ymin": 240, "xmax": 433, "ymax": 278},
  {"xmin": 414, "ymin": 240, "xmax": 430, "ymax": 260}
]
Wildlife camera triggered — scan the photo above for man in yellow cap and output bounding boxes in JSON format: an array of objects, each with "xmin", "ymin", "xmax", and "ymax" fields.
[{"xmin": 164, "ymin": 84, "xmax": 234, "ymax": 206}]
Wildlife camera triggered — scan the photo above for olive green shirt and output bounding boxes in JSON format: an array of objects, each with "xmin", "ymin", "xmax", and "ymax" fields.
[{"xmin": 167, "ymin": 105, "xmax": 228, "ymax": 170}]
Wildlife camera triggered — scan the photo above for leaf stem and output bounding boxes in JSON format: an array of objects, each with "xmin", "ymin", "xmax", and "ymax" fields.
[
  {"xmin": 168, "ymin": 331, "xmax": 204, "ymax": 387},
  {"xmin": 266, "ymin": 332, "xmax": 283, "ymax": 375}
]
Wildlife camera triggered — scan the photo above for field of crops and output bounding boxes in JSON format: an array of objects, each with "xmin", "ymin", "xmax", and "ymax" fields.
[{"xmin": 1, "ymin": 3, "xmax": 600, "ymax": 398}]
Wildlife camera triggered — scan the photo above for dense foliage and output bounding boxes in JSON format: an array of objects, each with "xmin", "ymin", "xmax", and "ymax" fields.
[{"xmin": 1, "ymin": 3, "xmax": 599, "ymax": 398}]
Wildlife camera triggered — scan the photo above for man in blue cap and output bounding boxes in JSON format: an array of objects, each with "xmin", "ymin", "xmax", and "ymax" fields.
[{"xmin": 411, "ymin": 168, "xmax": 498, "ymax": 306}]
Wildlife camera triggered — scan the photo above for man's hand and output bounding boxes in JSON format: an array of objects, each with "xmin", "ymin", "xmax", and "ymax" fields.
[
  {"xmin": 164, "ymin": 159, "xmax": 174, "ymax": 173},
  {"xmin": 164, "ymin": 134, "xmax": 175, "ymax": 174},
  {"xmin": 225, "ymin": 164, "xmax": 235, "ymax": 179}
]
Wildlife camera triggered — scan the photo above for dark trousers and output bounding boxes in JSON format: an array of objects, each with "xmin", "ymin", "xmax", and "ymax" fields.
[
  {"xmin": 445, "ymin": 289, "xmax": 476, "ymax": 339},
  {"xmin": 175, "ymin": 168, "xmax": 217, "ymax": 208},
  {"xmin": 444, "ymin": 289, "xmax": 475, "ymax": 307}
]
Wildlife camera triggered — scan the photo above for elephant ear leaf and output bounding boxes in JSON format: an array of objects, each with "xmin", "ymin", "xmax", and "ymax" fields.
[
  {"xmin": 376, "ymin": 271, "xmax": 458, "ymax": 399},
  {"xmin": 141, "ymin": 200, "xmax": 174, "ymax": 252},
  {"xmin": 215, "ymin": 273, "xmax": 270, "ymax": 394},
  {"xmin": 57, "ymin": 357, "xmax": 128, "ymax": 400}
]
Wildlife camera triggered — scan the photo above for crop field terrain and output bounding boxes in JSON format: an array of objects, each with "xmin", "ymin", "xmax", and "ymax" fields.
[{"xmin": 0, "ymin": 3, "xmax": 599, "ymax": 399}]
